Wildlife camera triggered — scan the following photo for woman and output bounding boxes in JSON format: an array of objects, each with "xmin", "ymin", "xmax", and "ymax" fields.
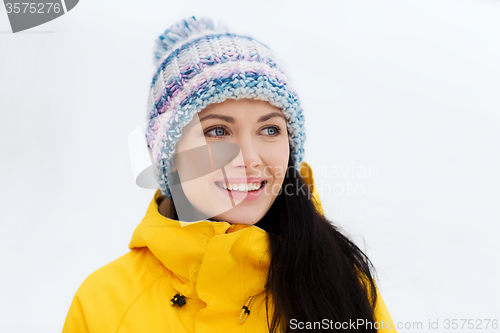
[{"xmin": 62, "ymin": 16, "xmax": 397, "ymax": 333}]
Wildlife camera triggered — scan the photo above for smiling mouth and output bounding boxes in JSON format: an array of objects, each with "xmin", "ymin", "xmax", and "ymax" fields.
[{"xmin": 214, "ymin": 180, "xmax": 268, "ymax": 192}]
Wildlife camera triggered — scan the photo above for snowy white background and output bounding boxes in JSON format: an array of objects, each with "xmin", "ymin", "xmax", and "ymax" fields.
[{"xmin": 1, "ymin": 0, "xmax": 499, "ymax": 332}]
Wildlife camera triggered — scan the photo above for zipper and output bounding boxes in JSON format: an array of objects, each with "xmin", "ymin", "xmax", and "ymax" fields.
[{"xmin": 226, "ymin": 224, "xmax": 236, "ymax": 234}]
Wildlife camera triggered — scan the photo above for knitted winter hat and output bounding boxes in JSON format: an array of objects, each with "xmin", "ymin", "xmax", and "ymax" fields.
[{"xmin": 145, "ymin": 16, "xmax": 306, "ymax": 198}]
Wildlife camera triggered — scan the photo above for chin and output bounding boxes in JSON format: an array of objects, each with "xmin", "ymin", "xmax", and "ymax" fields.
[{"xmin": 213, "ymin": 208, "xmax": 264, "ymax": 225}]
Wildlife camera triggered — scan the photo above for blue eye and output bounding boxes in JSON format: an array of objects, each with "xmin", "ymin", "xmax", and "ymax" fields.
[
  {"xmin": 262, "ymin": 126, "xmax": 280, "ymax": 136},
  {"xmin": 205, "ymin": 127, "xmax": 227, "ymax": 137},
  {"xmin": 214, "ymin": 128, "xmax": 225, "ymax": 136}
]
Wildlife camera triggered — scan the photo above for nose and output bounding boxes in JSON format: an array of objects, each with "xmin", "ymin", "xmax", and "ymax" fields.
[{"xmin": 229, "ymin": 138, "xmax": 262, "ymax": 170}]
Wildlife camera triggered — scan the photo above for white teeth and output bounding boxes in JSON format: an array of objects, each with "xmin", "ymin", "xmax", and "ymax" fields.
[{"xmin": 218, "ymin": 182, "xmax": 263, "ymax": 192}]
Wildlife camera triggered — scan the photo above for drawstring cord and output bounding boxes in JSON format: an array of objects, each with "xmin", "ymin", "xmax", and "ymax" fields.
[
  {"xmin": 239, "ymin": 295, "xmax": 255, "ymax": 324},
  {"xmin": 170, "ymin": 292, "xmax": 256, "ymax": 324}
]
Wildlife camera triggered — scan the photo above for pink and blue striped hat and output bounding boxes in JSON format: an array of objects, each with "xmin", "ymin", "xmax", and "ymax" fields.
[{"xmin": 146, "ymin": 16, "xmax": 306, "ymax": 198}]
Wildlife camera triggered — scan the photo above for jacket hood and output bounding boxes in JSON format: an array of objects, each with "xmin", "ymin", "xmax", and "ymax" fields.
[{"xmin": 127, "ymin": 161, "xmax": 324, "ymax": 323}]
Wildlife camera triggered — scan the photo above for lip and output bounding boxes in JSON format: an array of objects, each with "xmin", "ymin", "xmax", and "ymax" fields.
[
  {"xmin": 215, "ymin": 177, "xmax": 266, "ymax": 184},
  {"xmin": 214, "ymin": 179, "xmax": 268, "ymax": 202}
]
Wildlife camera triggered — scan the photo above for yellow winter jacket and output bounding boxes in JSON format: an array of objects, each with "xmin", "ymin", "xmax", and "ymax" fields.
[{"xmin": 62, "ymin": 161, "xmax": 397, "ymax": 332}]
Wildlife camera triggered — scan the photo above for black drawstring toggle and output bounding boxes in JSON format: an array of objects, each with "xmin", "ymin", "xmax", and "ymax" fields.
[
  {"xmin": 170, "ymin": 293, "xmax": 186, "ymax": 307},
  {"xmin": 239, "ymin": 296, "xmax": 255, "ymax": 324}
]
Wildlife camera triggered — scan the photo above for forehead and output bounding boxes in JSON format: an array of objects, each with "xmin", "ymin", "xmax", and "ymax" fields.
[{"xmin": 199, "ymin": 98, "xmax": 283, "ymax": 116}]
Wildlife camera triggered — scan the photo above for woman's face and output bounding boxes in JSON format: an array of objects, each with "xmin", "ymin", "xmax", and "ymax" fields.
[{"xmin": 172, "ymin": 98, "xmax": 290, "ymax": 225}]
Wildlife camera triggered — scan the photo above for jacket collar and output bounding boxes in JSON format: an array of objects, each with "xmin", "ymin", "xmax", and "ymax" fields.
[
  {"xmin": 128, "ymin": 189, "xmax": 271, "ymax": 302},
  {"xmin": 128, "ymin": 161, "xmax": 322, "ymax": 310}
]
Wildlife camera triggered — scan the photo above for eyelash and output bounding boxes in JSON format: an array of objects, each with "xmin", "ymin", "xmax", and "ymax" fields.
[{"xmin": 204, "ymin": 125, "xmax": 282, "ymax": 138}]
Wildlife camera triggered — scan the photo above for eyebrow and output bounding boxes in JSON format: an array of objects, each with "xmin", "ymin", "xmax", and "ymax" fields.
[{"xmin": 199, "ymin": 112, "xmax": 286, "ymax": 123}]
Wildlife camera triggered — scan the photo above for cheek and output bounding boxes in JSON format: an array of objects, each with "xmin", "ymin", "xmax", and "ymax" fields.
[
  {"xmin": 263, "ymin": 140, "xmax": 290, "ymax": 185},
  {"xmin": 179, "ymin": 178, "xmax": 207, "ymax": 213},
  {"xmin": 180, "ymin": 177, "xmax": 233, "ymax": 219}
]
